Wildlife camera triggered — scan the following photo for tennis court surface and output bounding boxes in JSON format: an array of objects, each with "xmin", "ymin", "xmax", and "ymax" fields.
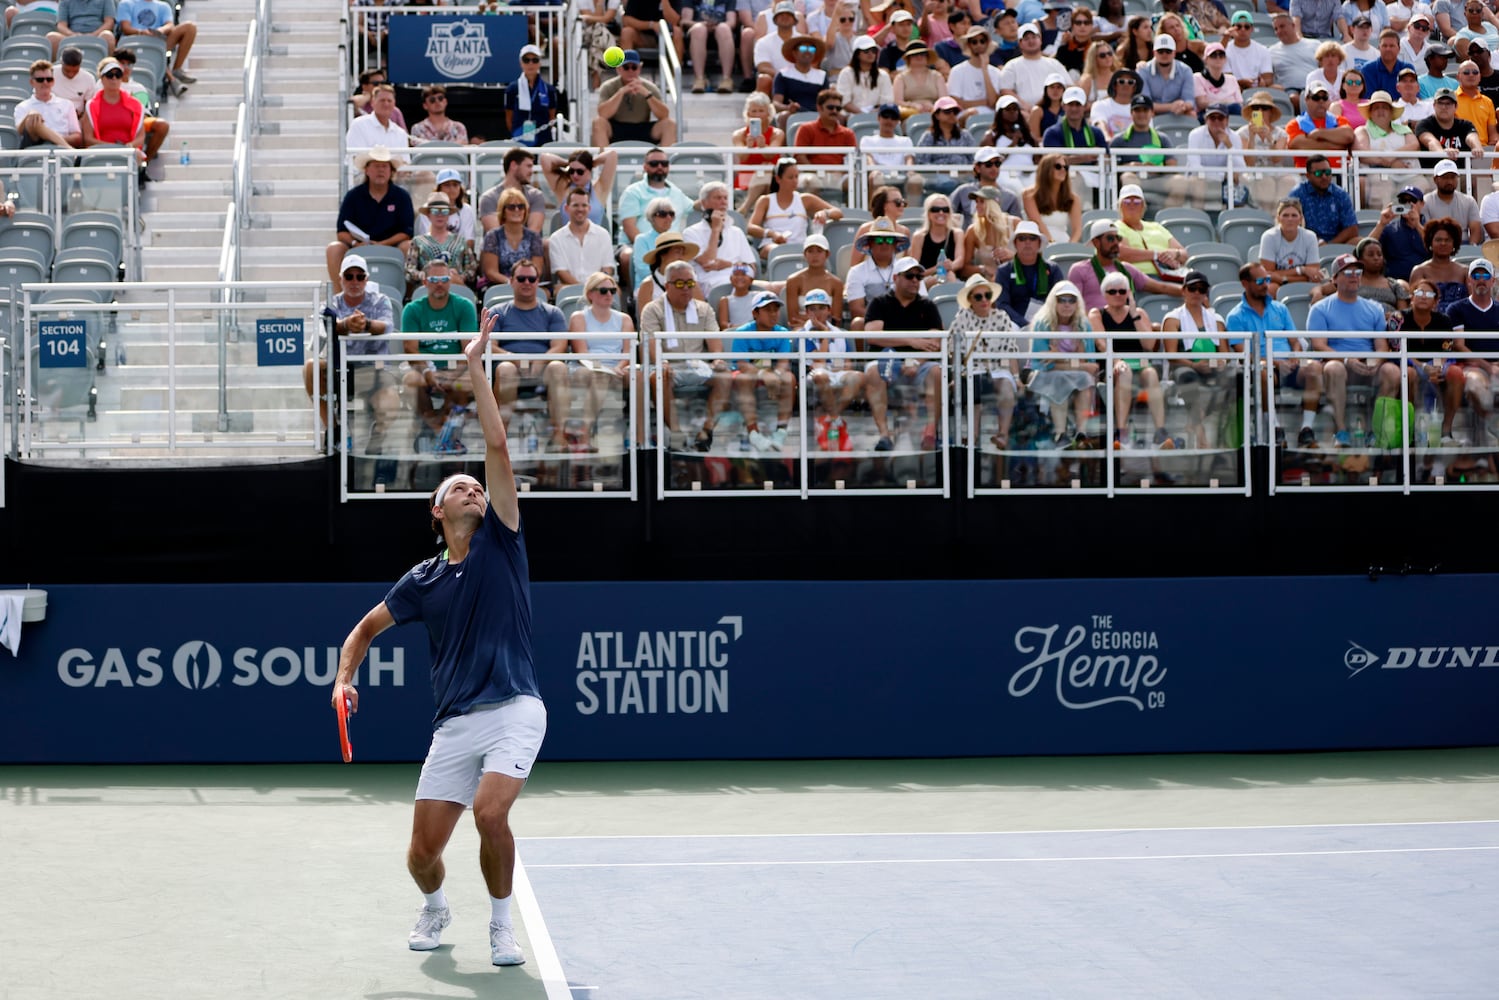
[{"xmin": 4, "ymin": 749, "xmax": 1496, "ymax": 999}]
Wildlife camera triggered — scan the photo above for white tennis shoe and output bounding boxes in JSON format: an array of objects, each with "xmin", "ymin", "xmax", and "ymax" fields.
[
  {"xmin": 489, "ymin": 922, "xmax": 525, "ymax": 966},
  {"xmin": 408, "ymin": 905, "xmax": 451, "ymax": 951}
]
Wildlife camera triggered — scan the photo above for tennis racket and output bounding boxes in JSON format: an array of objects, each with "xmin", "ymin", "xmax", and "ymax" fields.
[{"xmin": 336, "ymin": 693, "xmax": 354, "ymax": 763}]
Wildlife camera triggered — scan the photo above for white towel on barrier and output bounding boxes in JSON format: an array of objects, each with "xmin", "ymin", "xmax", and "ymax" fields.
[{"xmin": 0, "ymin": 593, "xmax": 21, "ymax": 656}]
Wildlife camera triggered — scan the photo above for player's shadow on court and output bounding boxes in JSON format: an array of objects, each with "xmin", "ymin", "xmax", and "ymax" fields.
[{"xmin": 362, "ymin": 947, "xmax": 541, "ymax": 1000}]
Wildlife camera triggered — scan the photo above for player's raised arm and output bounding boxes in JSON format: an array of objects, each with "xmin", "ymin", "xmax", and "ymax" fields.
[{"xmin": 465, "ymin": 312, "xmax": 520, "ymax": 531}]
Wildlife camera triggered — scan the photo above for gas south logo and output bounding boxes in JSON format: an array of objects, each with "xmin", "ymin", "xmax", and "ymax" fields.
[
  {"xmin": 1344, "ymin": 641, "xmax": 1499, "ymax": 678},
  {"xmin": 58, "ymin": 641, "xmax": 406, "ymax": 689}
]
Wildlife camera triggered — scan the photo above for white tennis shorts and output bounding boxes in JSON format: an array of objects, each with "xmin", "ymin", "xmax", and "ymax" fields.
[{"xmin": 415, "ymin": 695, "xmax": 548, "ymax": 807}]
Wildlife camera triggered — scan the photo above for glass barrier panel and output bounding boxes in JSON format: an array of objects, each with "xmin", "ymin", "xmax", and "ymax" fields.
[
  {"xmin": 1406, "ymin": 334, "xmax": 1499, "ymax": 491},
  {"xmin": 1110, "ymin": 346, "xmax": 1250, "ymax": 493}
]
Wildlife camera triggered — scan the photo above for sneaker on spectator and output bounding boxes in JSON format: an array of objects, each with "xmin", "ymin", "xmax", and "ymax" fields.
[
  {"xmin": 1441, "ymin": 434, "xmax": 1458, "ymax": 447},
  {"xmin": 771, "ymin": 427, "xmax": 788, "ymax": 450},
  {"xmin": 409, "ymin": 906, "xmax": 451, "ymax": 951},
  {"xmin": 1334, "ymin": 429, "xmax": 1352, "ymax": 447},
  {"xmin": 174, "ymin": 70, "xmax": 197, "ymax": 85},
  {"xmin": 748, "ymin": 428, "xmax": 777, "ymax": 452},
  {"xmin": 1153, "ymin": 427, "xmax": 1175, "ymax": 449},
  {"xmin": 874, "ymin": 435, "xmax": 894, "ymax": 451},
  {"xmin": 1297, "ymin": 426, "xmax": 1317, "ymax": 447},
  {"xmin": 489, "ymin": 922, "xmax": 525, "ymax": 966}
]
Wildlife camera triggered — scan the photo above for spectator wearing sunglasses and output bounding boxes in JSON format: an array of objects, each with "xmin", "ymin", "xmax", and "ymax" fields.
[
  {"xmin": 15, "ymin": 59, "xmax": 82, "ymax": 149},
  {"xmin": 773, "ymin": 34, "xmax": 831, "ymax": 125},
  {"xmin": 485, "ymin": 259, "xmax": 573, "ymax": 450},
  {"xmin": 406, "ymin": 191, "xmax": 477, "ymax": 293},
  {"xmin": 82, "ymin": 57, "xmax": 145, "ymax": 176},
  {"xmin": 1454, "ymin": 58, "xmax": 1499, "ymax": 146},
  {"xmin": 540, "ymin": 148, "xmax": 617, "ymax": 227},
  {"xmin": 618, "ymin": 148, "xmax": 696, "ymax": 250},
  {"xmin": 1224, "ymin": 262, "xmax": 1304, "ymax": 435},
  {"xmin": 327, "ymin": 145, "xmax": 415, "ymax": 287},
  {"xmin": 592, "ymin": 47, "xmax": 679, "ymax": 147},
  {"xmin": 1285, "ymin": 153, "xmax": 1359, "ymax": 244},
  {"xmin": 402, "ymin": 258, "xmax": 480, "ymax": 443},
  {"xmin": 502, "ymin": 46, "xmax": 555, "ymax": 146},
  {"xmin": 304, "ymin": 253, "xmax": 398, "ymax": 443},
  {"xmin": 412, "ymin": 83, "xmax": 470, "ymax": 146},
  {"xmin": 630, "ymin": 197, "xmax": 688, "ymax": 299},
  {"xmin": 568, "ymin": 270, "xmax": 643, "ymax": 445}
]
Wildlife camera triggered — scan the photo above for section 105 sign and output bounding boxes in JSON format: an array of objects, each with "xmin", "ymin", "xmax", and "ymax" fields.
[{"xmin": 256, "ymin": 318, "xmax": 304, "ymax": 367}]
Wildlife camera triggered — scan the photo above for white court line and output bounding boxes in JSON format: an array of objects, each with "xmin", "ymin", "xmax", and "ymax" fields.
[
  {"xmin": 521, "ymin": 819, "xmax": 1499, "ymax": 842},
  {"xmin": 512, "ymin": 851, "xmax": 573, "ymax": 1000},
  {"xmin": 524, "ymin": 844, "xmax": 1499, "ymax": 870}
]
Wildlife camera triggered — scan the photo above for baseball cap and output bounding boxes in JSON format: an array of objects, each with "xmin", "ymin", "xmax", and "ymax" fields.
[
  {"xmin": 1305, "ymin": 80, "xmax": 1331, "ymax": 97},
  {"xmin": 1434, "ymin": 158, "xmax": 1460, "ymax": 176},
  {"xmin": 435, "ymin": 168, "xmax": 462, "ymax": 186},
  {"xmin": 1204, "ymin": 42, "xmax": 1226, "ymax": 57},
  {"xmin": 1230, "ymin": 10, "xmax": 1254, "ymax": 24},
  {"xmin": 1130, "ymin": 93, "xmax": 1154, "ymax": 109},
  {"xmin": 751, "ymin": 290, "xmax": 783, "ymax": 310},
  {"xmin": 1351, "ymin": 14, "xmax": 1372, "ymax": 27},
  {"xmin": 1013, "ymin": 220, "xmax": 1045, "ymax": 243},
  {"xmin": 892, "ymin": 256, "xmax": 924, "ymax": 275},
  {"xmin": 1182, "ymin": 269, "xmax": 1210, "ymax": 289},
  {"xmin": 802, "ymin": 288, "xmax": 833, "ymax": 308},
  {"xmin": 1331, "ymin": 253, "xmax": 1360, "ymax": 276},
  {"xmin": 1397, "ymin": 185, "xmax": 1425, "ymax": 202},
  {"xmin": 1397, "ymin": 66, "xmax": 1420, "ymax": 79},
  {"xmin": 342, "ymin": 253, "xmax": 369, "ymax": 274},
  {"xmin": 1467, "ymin": 37, "xmax": 1489, "ymax": 53},
  {"xmin": 1434, "ymin": 86, "xmax": 1458, "ymax": 102},
  {"xmin": 1118, "ymin": 183, "xmax": 1145, "ymax": 201},
  {"xmin": 1019, "ymin": 22, "xmax": 1041, "ymax": 38},
  {"xmin": 804, "ymin": 233, "xmax": 830, "ymax": 252},
  {"xmin": 519, "ymin": 43, "xmax": 543, "ymax": 59},
  {"xmin": 877, "ymin": 102, "xmax": 901, "ymax": 118},
  {"xmin": 1426, "ymin": 44, "xmax": 1455, "ymax": 60},
  {"xmin": 1090, "ymin": 219, "xmax": 1119, "ymax": 239},
  {"xmin": 1062, "ymin": 86, "xmax": 1087, "ymax": 105},
  {"xmin": 1469, "ymin": 258, "xmax": 1494, "ymax": 276},
  {"xmin": 1044, "ymin": 71, "xmax": 1069, "ymax": 89},
  {"xmin": 890, "ymin": 8, "xmax": 915, "ymax": 22},
  {"xmin": 621, "ymin": 49, "xmax": 642, "ymax": 64},
  {"xmin": 1204, "ymin": 103, "xmax": 1230, "ymax": 118},
  {"xmin": 975, "ymin": 146, "xmax": 1003, "ymax": 163},
  {"xmin": 97, "ymin": 57, "xmax": 122, "ymax": 76},
  {"xmin": 996, "ymin": 94, "xmax": 1021, "ymax": 111},
  {"xmin": 1154, "ymin": 34, "xmax": 1176, "ymax": 51}
]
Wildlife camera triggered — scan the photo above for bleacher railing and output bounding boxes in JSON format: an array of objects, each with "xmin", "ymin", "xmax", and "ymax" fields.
[
  {"xmin": 15, "ymin": 281, "xmax": 324, "ymax": 458},
  {"xmin": 1, "ymin": 334, "xmax": 8, "ymax": 508},
  {"xmin": 346, "ymin": 4, "xmax": 582, "ymax": 144},
  {"xmin": 337, "ymin": 332, "xmax": 639, "ymax": 501},
  {"xmin": 655, "ymin": 16, "xmax": 685, "ymax": 141}
]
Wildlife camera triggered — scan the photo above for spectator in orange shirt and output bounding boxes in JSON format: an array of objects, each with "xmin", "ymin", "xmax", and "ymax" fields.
[
  {"xmin": 1455, "ymin": 59, "xmax": 1499, "ymax": 145},
  {"xmin": 793, "ymin": 88, "xmax": 856, "ymax": 193}
]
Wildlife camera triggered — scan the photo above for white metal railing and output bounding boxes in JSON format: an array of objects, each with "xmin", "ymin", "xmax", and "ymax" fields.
[
  {"xmin": 656, "ymin": 16, "xmax": 685, "ymax": 139},
  {"xmin": 16, "ymin": 281, "xmax": 324, "ymax": 458},
  {"xmin": 335, "ymin": 332, "xmax": 639, "ymax": 501}
]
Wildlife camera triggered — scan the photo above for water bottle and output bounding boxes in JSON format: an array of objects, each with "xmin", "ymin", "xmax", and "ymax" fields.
[
  {"xmin": 935, "ymin": 248, "xmax": 948, "ymax": 283},
  {"xmin": 524, "ymin": 416, "xmax": 539, "ymax": 454},
  {"xmin": 179, "ymin": 141, "xmax": 190, "ymax": 166},
  {"xmin": 436, "ymin": 404, "xmax": 466, "ymax": 452},
  {"xmin": 522, "ymin": 119, "xmax": 536, "ymax": 144},
  {"xmin": 738, "ymin": 428, "xmax": 750, "ymax": 453},
  {"xmin": 67, "ymin": 178, "xmax": 84, "ymax": 215},
  {"xmin": 1415, "ymin": 410, "xmax": 1429, "ymax": 449},
  {"xmin": 826, "ymin": 419, "xmax": 840, "ymax": 452},
  {"xmin": 1352, "ymin": 414, "xmax": 1366, "ymax": 448}
]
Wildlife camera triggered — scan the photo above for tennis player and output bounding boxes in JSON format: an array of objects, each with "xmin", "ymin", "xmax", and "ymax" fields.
[{"xmin": 331, "ymin": 311, "xmax": 545, "ymax": 968}]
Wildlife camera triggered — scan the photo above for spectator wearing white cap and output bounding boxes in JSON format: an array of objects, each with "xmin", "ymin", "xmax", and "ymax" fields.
[
  {"xmin": 1139, "ymin": 34, "xmax": 1195, "ymax": 116},
  {"xmin": 1195, "ymin": 43, "xmax": 1244, "ymax": 116},
  {"xmin": 952, "ymin": 146, "xmax": 1023, "ymax": 229},
  {"xmin": 917, "ymin": 95, "xmax": 978, "ymax": 194},
  {"xmin": 1067, "ymin": 218, "xmax": 1181, "ymax": 312},
  {"xmin": 1185, "ymin": 104, "xmax": 1247, "ymax": 208},
  {"xmin": 412, "ymin": 83, "xmax": 470, "ymax": 146},
  {"xmin": 729, "ymin": 289, "xmax": 798, "ymax": 452},
  {"xmin": 994, "ymin": 220, "xmax": 1063, "ymax": 325},
  {"xmin": 1028, "ymin": 73, "xmax": 1068, "ymax": 139},
  {"xmin": 863, "ymin": 255, "xmax": 945, "ymax": 451},
  {"xmin": 797, "ymin": 286, "xmax": 862, "ymax": 441},
  {"xmin": 862, "ymin": 103, "xmax": 921, "ymax": 201},
  {"xmin": 999, "ymin": 22, "xmax": 1069, "ymax": 113},
  {"xmin": 784, "ymin": 232, "xmax": 845, "ymax": 326},
  {"xmin": 501, "ymin": 46, "xmax": 556, "ymax": 145},
  {"xmin": 1089, "ymin": 269, "xmax": 1175, "ymax": 450},
  {"xmin": 949, "ymin": 26, "xmax": 1006, "ymax": 113},
  {"xmin": 1399, "ymin": 13, "xmax": 1439, "ymax": 69},
  {"xmin": 1426, "ymin": 158, "xmax": 1484, "ymax": 244},
  {"xmin": 1115, "ymin": 183, "xmax": 1187, "ymax": 277},
  {"xmin": 1040, "ymin": 85, "xmax": 1104, "ymax": 203}
]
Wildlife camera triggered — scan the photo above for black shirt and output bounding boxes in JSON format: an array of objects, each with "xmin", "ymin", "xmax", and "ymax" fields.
[
  {"xmin": 1415, "ymin": 115, "xmax": 1477, "ymax": 155},
  {"xmin": 1391, "ymin": 308, "xmax": 1456, "ymax": 355},
  {"xmin": 1479, "ymin": 69, "xmax": 1499, "ymax": 108},
  {"xmin": 865, "ymin": 291, "xmax": 942, "ymax": 333}
]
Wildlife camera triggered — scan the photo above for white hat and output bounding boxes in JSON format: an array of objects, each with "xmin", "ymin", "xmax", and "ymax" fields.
[
  {"xmin": 1052, "ymin": 279, "xmax": 1082, "ymax": 300},
  {"xmin": 1154, "ymin": 34, "xmax": 1176, "ymax": 52},
  {"xmin": 804, "ymin": 233, "xmax": 830, "ymax": 251},
  {"xmin": 893, "ymin": 256, "xmax": 925, "ymax": 275},
  {"xmin": 1118, "ymin": 183, "xmax": 1145, "ymax": 201},
  {"xmin": 1062, "ymin": 86, "xmax": 1087, "ymax": 105},
  {"xmin": 853, "ymin": 35, "xmax": 879, "ymax": 51},
  {"xmin": 353, "ymin": 144, "xmax": 406, "ymax": 172},
  {"xmin": 751, "ymin": 290, "xmax": 783, "ymax": 310},
  {"xmin": 519, "ymin": 43, "xmax": 543, "ymax": 59},
  {"xmin": 341, "ymin": 253, "xmax": 369, "ymax": 274},
  {"xmin": 1013, "ymin": 219, "xmax": 1046, "ymax": 246},
  {"xmin": 996, "ymin": 94, "xmax": 1021, "ymax": 111},
  {"xmin": 1019, "ymin": 22, "xmax": 1041, "ymax": 38},
  {"xmin": 1044, "ymin": 71, "xmax": 1069, "ymax": 88},
  {"xmin": 1434, "ymin": 159, "xmax": 1460, "ymax": 176},
  {"xmin": 975, "ymin": 147, "xmax": 1003, "ymax": 163},
  {"xmin": 958, "ymin": 272, "xmax": 1003, "ymax": 310},
  {"xmin": 1089, "ymin": 219, "xmax": 1119, "ymax": 239},
  {"xmin": 803, "ymin": 288, "xmax": 833, "ymax": 307}
]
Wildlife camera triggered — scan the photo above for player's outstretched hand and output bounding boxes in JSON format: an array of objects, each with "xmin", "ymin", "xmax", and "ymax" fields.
[
  {"xmin": 466, "ymin": 311, "xmax": 495, "ymax": 368},
  {"xmin": 333, "ymin": 681, "xmax": 359, "ymax": 716}
]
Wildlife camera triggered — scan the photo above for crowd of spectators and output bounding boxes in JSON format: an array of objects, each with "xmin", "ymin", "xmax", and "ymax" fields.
[{"xmin": 325, "ymin": 0, "xmax": 1499, "ymax": 467}]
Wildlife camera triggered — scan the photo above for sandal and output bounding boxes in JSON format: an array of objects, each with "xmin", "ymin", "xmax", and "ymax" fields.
[
  {"xmin": 694, "ymin": 426, "xmax": 714, "ymax": 452},
  {"xmin": 692, "ymin": 77, "xmax": 707, "ymax": 94},
  {"xmin": 717, "ymin": 77, "xmax": 733, "ymax": 93}
]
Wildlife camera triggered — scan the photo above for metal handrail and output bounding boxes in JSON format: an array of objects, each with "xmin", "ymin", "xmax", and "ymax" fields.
[{"xmin": 655, "ymin": 16, "xmax": 684, "ymax": 138}]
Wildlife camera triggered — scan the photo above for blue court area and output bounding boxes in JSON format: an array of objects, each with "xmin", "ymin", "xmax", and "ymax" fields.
[{"xmin": 522, "ymin": 822, "xmax": 1499, "ymax": 999}]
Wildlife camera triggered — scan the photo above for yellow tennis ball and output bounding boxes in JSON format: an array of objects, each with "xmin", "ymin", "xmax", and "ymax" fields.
[{"xmin": 604, "ymin": 46, "xmax": 625, "ymax": 68}]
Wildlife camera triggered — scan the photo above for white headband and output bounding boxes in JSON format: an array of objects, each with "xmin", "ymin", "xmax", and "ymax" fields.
[{"xmin": 434, "ymin": 474, "xmax": 482, "ymax": 509}]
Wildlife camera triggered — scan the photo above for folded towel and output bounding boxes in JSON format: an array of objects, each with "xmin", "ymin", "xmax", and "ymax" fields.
[{"xmin": 0, "ymin": 593, "xmax": 21, "ymax": 656}]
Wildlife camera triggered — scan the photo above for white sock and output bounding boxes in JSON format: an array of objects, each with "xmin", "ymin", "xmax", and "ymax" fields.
[
  {"xmin": 423, "ymin": 888, "xmax": 448, "ymax": 911},
  {"xmin": 490, "ymin": 893, "xmax": 512, "ymax": 928},
  {"xmin": 1301, "ymin": 411, "xmax": 1316, "ymax": 431}
]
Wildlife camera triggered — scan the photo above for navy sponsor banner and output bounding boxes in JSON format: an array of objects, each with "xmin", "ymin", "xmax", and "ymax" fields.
[
  {"xmin": 386, "ymin": 14, "xmax": 527, "ymax": 86},
  {"xmin": 1, "ymin": 578, "xmax": 1496, "ymax": 764}
]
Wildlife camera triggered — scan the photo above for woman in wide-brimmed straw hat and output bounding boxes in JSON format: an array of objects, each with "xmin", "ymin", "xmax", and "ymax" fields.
[
  {"xmin": 952, "ymin": 272, "xmax": 1023, "ymax": 451},
  {"xmin": 636, "ymin": 231, "xmax": 704, "ymax": 311},
  {"xmin": 406, "ymin": 191, "xmax": 477, "ymax": 291},
  {"xmin": 1353, "ymin": 89, "xmax": 1420, "ymax": 205},
  {"xmin": 1236, "ymin": 91, "xmax": 1291, "ymax": 211}
]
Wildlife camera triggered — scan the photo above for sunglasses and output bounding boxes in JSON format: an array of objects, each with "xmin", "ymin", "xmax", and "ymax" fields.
[
  {"xmin": 653, "ymin": 209, "xmax": 676, "ymax": 217},
  {"xmin": 1099, "ymin": 50, "xmax": 1114, "ymax": 58},
  {"xmin": 1251, "ymin": 276, "xmax": 1272, "ymax": 285},
  {"xmin": 797, "ymin": 44, "xmax": 818, "ymax": 53},
  {"xmin": 1345, "ymin": 76, "xmax": 1363, "ymax": 83},
  {"xmin": 646, "ymin": 160, "xmax": 669, "ymax": 167},
  {"xmin": 521, "ymin": 56, "xmax": 541, "ymax": 64},
  {"xmin": 513, "ymin": 274, "xmax": 539, "ymax": 283},
  {"xmin": 427, "ymin": 275, "xmax": 451, "ymax": 283},
  {"xmin": 1054, "ymin": 163, "xmax": 1069, "ymax": 171},
  {"xmin": 891, "ymin": 199, "xmax": 908, "ymax": 207},
  {"xmin": 621, "ymin": 63, "xmax": 641, "ymax": 69},
  {"xmin": 1338, "ymin": 267, "xmax": 1364, "ymax": 276},
  {"xmin": 840, "ymin": 15, "xmax": 854, "ymax": 21},
  {"xmin": 1310, "ymin": 169, "xmax": 1332, "ymax": 177},
  {"xmin": 970, "ymin": 36, "xmax": 990, "ymax": 45},
  {"xmin": 505, "ymin": 203, "xmax": 526, "ymax": 211},
  {"xmin": 1057, "ymin": 295, "xmax": 1078, "ymax": 304},
  {"xmin": 898, "ymin": 269, "xmax": 925, "ymax": 279},
  {"xmin": 1307, "ymin": 93, "xmax": 1329, "ymax": 100},
  {"xmin": 1185, "ymin": 284, "xmax": 1209, "ymax": 294},
  {"xmin": 102, "ymin": 70, "xmax": 123, "ymax": 79},
  {"xmin": 568, "ymin": 166, "xmax": 589, "ymax": 175},
  {"xmin": 593, "ymin": 286, "xmax": 618, "ymax": 294},
  {"xmin": 1461, "ymin": 69, "xmax": 1480, "ymax": 75},
  {"xmin": 1474, "ymin": 270, "xmax": 1494, "ymax": 278},
  {"xmin": 342, "ymin": 271, "xmax": 367, "ymax": 281},
  {"xmin": 428, "ymin": 207, "xmax": 450, "ymax": 215},
  {"xmin": 1106, "ymin": 288, "xmax": 1130, "ymax": 296},
  {"xmin": 670, "ymin": 279, "xmax": 698, "ymax": 288},
  {"xmin": 32, "ymin": 76, "xmax": 52, "ymax": 83},
  {"xmin": 823, "ymin": 104, "xmax": 843, "ymax": 112},
  {"xmin": 871, "ymin": 235, "xmax": 898, "ymax": 244},
  {"xmin": 1414, "ymin": 290, "xmax": 1438, "ymax": 298},
  {"xmin": 969, "ymin": 291, "xmax": 992, "ymax": 301},
  {"xmin": 426, "ymin": 94, "xmax": 448, "ymax": 101},
  {"xmin": 930, "ymin": 206, "xmax": 951, "ymax": 213}
]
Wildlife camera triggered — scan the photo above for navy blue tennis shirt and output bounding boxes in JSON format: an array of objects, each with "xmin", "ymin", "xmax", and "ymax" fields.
[{"xmin": 385, "ymin": 503, "xmax": 541, "ymax": 728}]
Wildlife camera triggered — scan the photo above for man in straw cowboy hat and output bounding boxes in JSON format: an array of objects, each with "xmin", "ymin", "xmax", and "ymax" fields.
[
  {"xmin": 328, "ymin": 145, "xmax": 415, "ymax": 287},
  {"xmin": 772, "ymin": 32, "xmax": 830, "ymax": 130},
  {"xmin": 845, "ymin": 217, "xmax": 915, "ymax": 327}
]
